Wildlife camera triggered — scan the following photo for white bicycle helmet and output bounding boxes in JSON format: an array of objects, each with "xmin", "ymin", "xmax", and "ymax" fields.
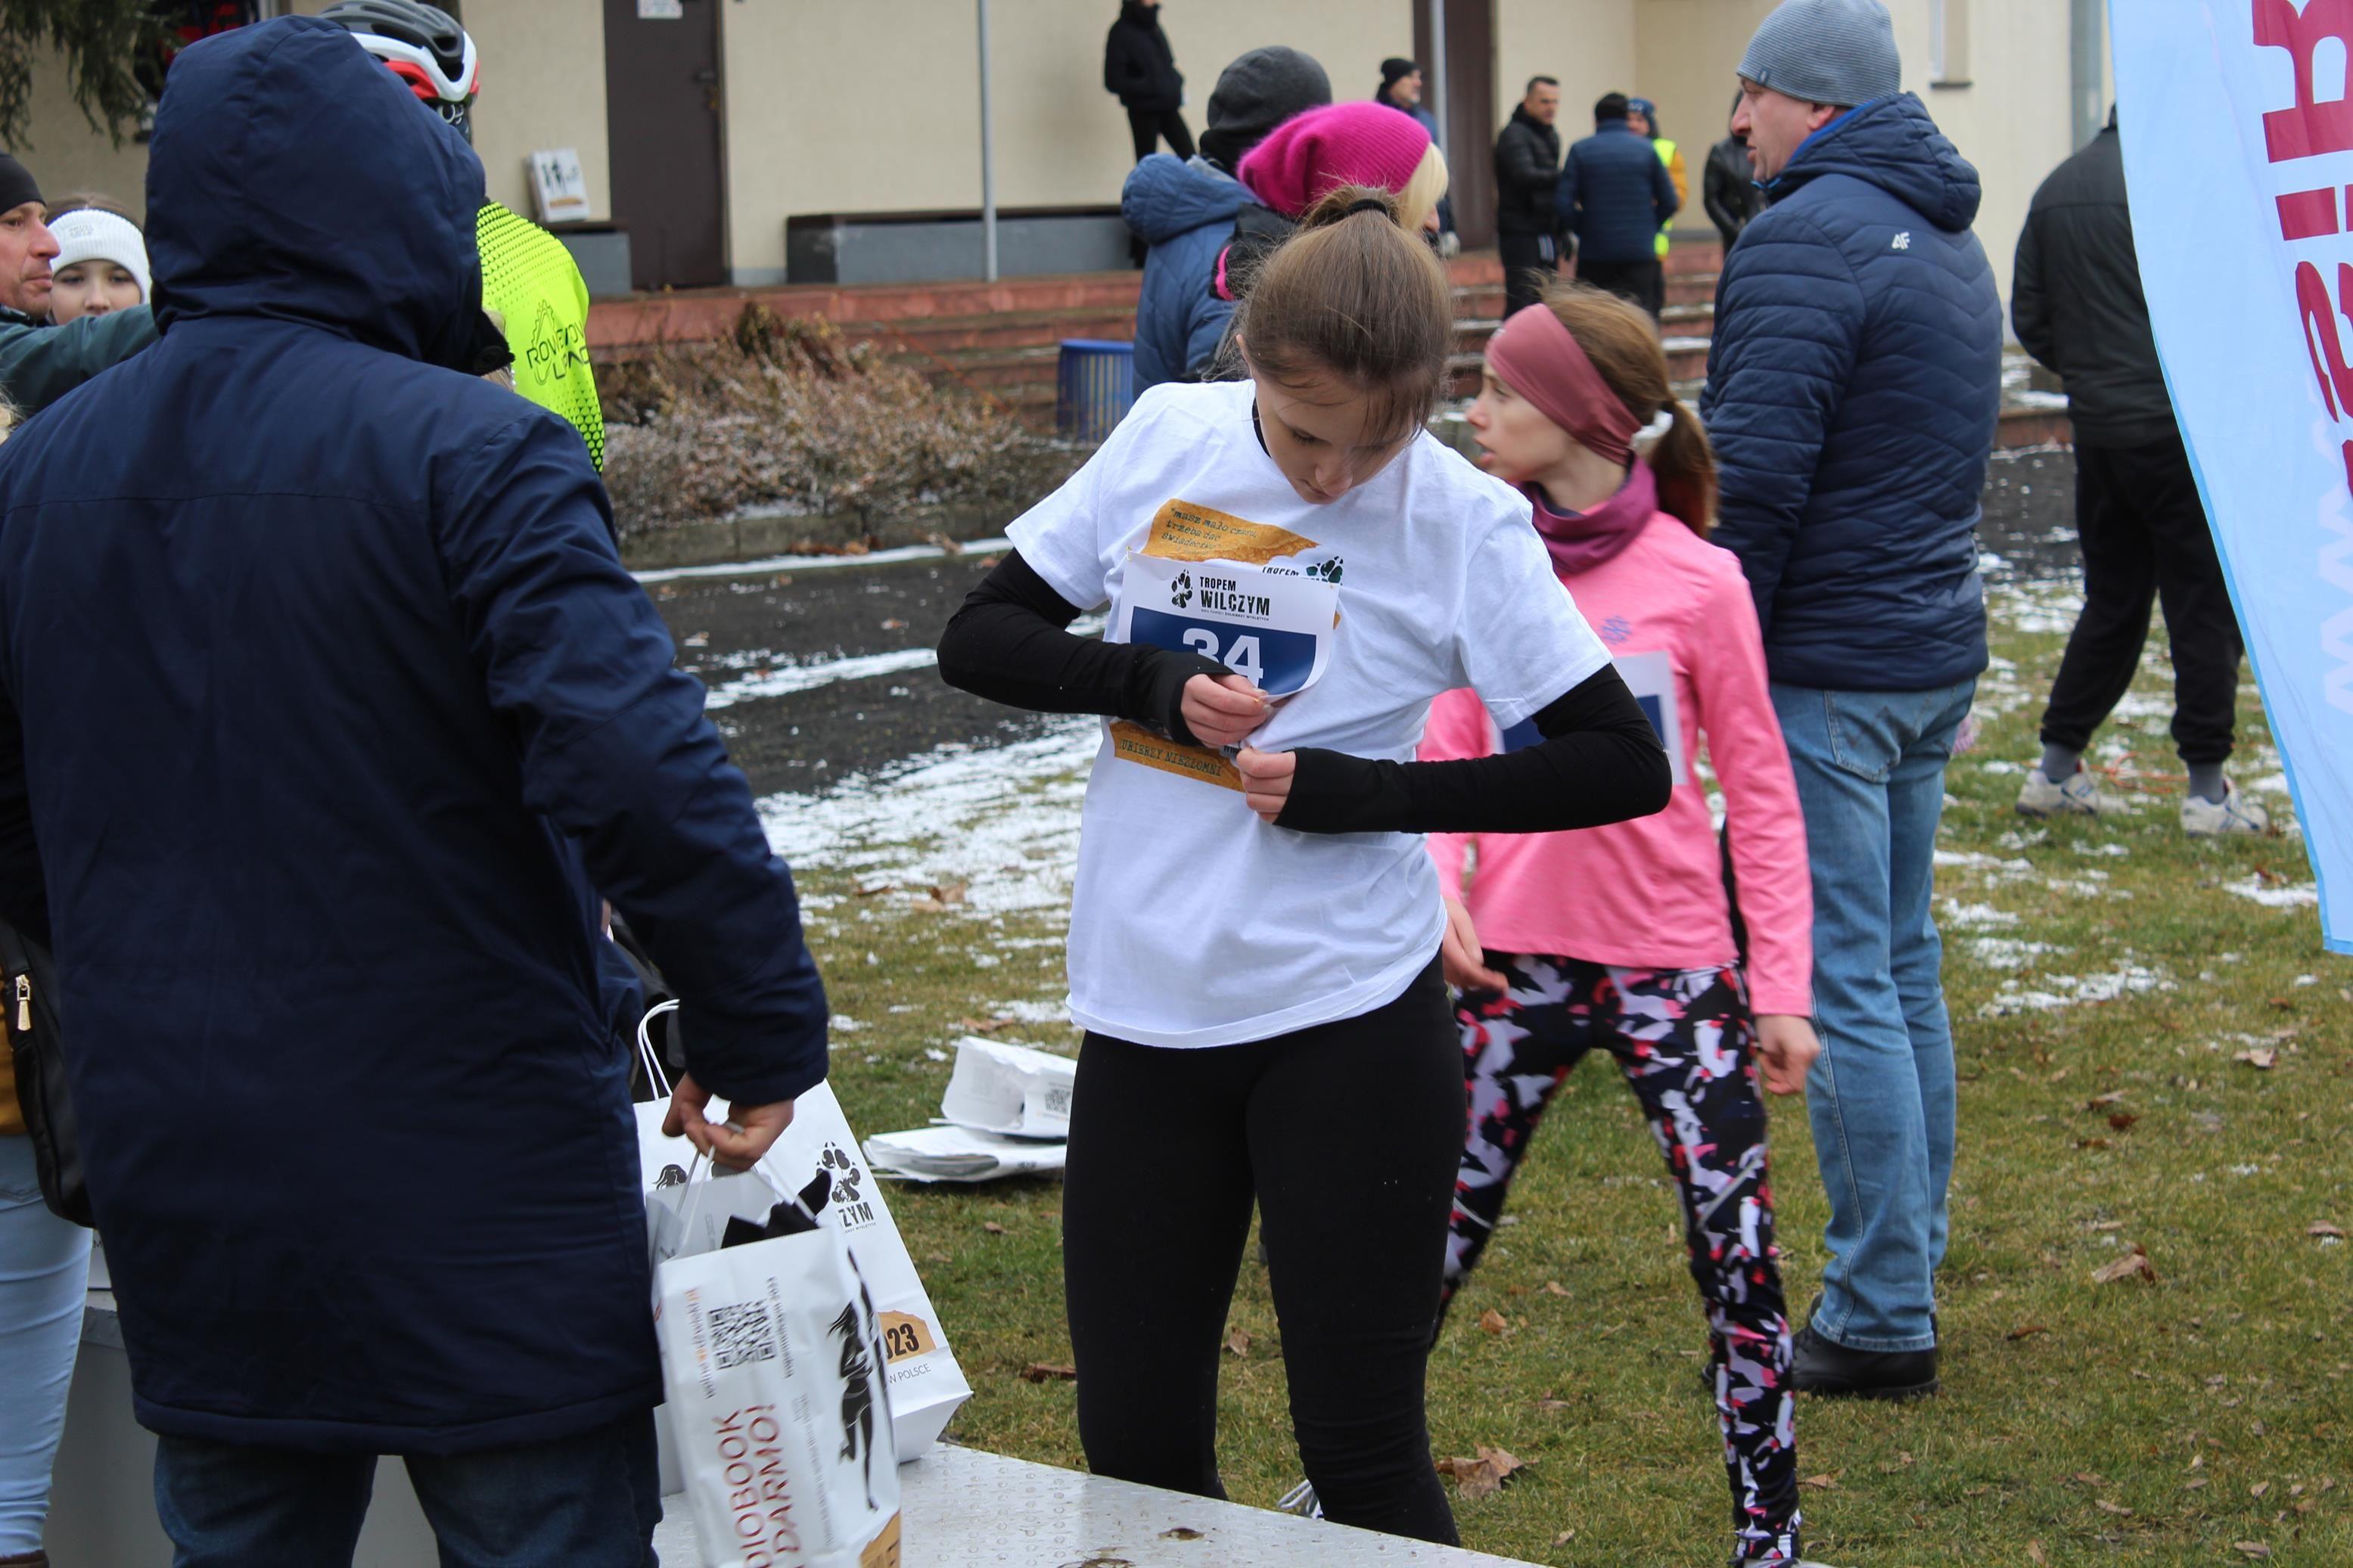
[{"xmin": 319, "ymin": 0, "xmax": 480, "ymax": 142}]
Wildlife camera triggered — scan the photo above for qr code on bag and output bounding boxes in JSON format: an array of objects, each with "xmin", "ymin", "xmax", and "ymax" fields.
[{"xmin": 708, "ymin": 1302, "xmax": 776, "ymax": 1371}]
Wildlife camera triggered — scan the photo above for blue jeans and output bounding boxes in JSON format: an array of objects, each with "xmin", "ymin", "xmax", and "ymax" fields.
[
  {"xmin": 0, "ymin": 1132, "xmax": 92, "ymax": 1556},
  {"xmin": 153, "ymin": 1410, "xmax": 661, "ymax": 1568},
  {"xmin": 1770, "ymin": 679, "xmax": 1975, "ymax": 1353}
]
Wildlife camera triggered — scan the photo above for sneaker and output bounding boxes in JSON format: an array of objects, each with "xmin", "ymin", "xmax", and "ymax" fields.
[
  {"xmin": 2182, "ymin": 784, "xmax": 2272, "ymax": 837},
  {"xmin": 2016, "ymin": 765, "xmax": 2128, "ymax": 818}
]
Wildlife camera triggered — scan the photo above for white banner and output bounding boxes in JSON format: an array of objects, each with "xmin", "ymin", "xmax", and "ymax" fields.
[{"xmin": 2112, "ymin": 0, "xmax": 2353, "ymax": 949}]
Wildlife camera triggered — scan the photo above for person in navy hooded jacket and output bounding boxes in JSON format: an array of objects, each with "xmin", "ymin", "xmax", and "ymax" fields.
[
  {"xmin": 1700, "ymin": 0, "xmax": 2002, "ymax": 1405},
  {"xmin": 0, "ymin": 18, "xmax": 828, "ymax": 1563},
  {"xmin": 1122, "ymin": 45, "xmax": 1329, "ymax": 391}
]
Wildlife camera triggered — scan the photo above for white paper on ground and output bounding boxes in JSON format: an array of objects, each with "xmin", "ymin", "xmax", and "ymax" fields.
[
  {"xmin": 1114, "ymin": 553, "xmax": 1339, "ymax": 697},
  {"xmin": 863, "ymin": 1124, "xmax": 1070, "ymax": 1183},
  {"xmin": 637, "ymin": 1079, "xmax": 973, "ymax": 1470},
  {"xmin": 937, "ymin": 1036, "xmax": 1076, "ymax": 1138}
]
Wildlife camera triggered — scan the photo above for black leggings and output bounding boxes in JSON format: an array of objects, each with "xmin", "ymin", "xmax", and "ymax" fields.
[
  {"xmin": 1062, "ymin": 959, "xmax": 1463, "ymax": 1545},
  {"xmin": 1127, "ymin": 107, "xmax": 1195, "ymax": 163}
]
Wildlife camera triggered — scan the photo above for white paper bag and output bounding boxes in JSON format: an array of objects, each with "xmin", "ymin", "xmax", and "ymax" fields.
[
  {"xmin": 937, "ymin": 1036, "xmax": 1077, "ymax": 1138},
  {"xmin": 863, "ymin": 1124, "xmax": 1069, "ymax": 1183},
  {"xmin": 654, "ymin": 1171, "xmax": 903, "ymax": 1568},
  {"xmin": 635, "ymin": 1005, "xmax": 973, "ymax": 1469}
]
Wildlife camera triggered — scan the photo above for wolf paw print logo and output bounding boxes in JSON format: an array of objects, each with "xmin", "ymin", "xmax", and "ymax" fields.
[
  {"xmin": 1170, "ymin": 570, "xmax": 1193, "ymax": 609},
  {"xmin": 816, "ymin": 1142, "xmax": 875, "ymax": 1228},
  {"xmin": 1306, "ymin": 557, "xmax": 1344, "ymax": 585}
]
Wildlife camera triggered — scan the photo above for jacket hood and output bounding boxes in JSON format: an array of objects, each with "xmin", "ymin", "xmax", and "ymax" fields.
[
  {"xmin": 146, "ymin": 16, "xmax": 503, "ymax": 371},
  {"xmin": 1770, "ymin": 92, "xmax": 1981, "ymax": 231},
  {"xmin": 1123, "ymin": 153, "xmax": 1247, "ymax": 243}
]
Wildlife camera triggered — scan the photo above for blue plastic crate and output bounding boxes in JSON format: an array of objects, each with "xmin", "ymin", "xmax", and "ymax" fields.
[{"xmin": 1055, "ymin": 338, "xmax": 1135, "ymax": 442}]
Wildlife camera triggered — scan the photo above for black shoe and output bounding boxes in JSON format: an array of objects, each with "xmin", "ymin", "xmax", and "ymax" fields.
[{"xmin": 1790, "ymin": 1321, "xmax": 1939, "ymax": 1400}]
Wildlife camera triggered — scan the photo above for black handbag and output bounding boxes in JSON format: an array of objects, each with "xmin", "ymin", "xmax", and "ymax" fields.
[{"xmin": 2, "ymin": 919, "xmax": 90, "ymax": 1225}]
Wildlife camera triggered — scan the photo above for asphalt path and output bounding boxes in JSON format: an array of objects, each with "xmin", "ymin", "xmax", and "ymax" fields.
[{"xmin": 649, "ymin": 449, "xmax": 2082, "ymax": 800}]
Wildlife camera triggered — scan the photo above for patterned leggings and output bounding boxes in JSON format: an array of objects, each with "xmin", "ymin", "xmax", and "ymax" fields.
[{"xmin": 1442, "ymin": 955, "xmax": 1801, "ymax": 1566}]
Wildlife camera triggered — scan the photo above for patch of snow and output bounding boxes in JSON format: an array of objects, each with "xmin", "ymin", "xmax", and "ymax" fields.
[
  {"xmin": 2224, "ymin": 876, "xmax": 2319, "ymax": 908},
  {"xmin": 1979, "ymin": 962, "xmax": 2172, "ymax": 1016},
  {"xmin": 988, "ymin": 997, "xmax": 1071, "ymax": 1025},
  {"xmin": 1967, "ymin": 937, "xmax": 2068, "ymax": 970},
  {"xmin": 635, "ymin": 536, "xmax": 1016, "ymax": 585},
  {"xmin": 1979, "ymin": 759, "xmax": 2023, "ymax": 775},
  {"xmin": 1941, "ymin": 900, "xmax": 2020, "ymax": 929}
]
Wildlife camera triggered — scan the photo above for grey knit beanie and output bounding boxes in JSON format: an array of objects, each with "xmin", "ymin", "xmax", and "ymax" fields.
[
  {"xmin": 1198, "ymin": 47, "xmax": 1333, "ymax": 172},
  {"xmin": 1737, "ymin": 0, "xmax": 1901, "ymax": 108}
]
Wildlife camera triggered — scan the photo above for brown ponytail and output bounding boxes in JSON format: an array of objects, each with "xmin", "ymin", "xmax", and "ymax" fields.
[
  {"xmin": 1229, "ymin": 185, "xmax": 1456, "ymax": 449},
  {"xmin": 1540, "ymin": 281, "xmax": 1717, "ymax": 536}
]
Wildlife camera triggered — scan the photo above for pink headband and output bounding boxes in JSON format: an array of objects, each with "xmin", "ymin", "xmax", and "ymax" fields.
[{"xmin": 1484, "ymin": 303, "xmax": 1641, "ymax": 467}]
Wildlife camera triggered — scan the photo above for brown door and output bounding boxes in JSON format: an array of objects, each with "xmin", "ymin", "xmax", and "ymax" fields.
[
  {"xmin": 1416, "ymin": 0, "xmax": 1497, "ymax": 247},
  {"xmin": 603, "ymin": 0, "xmax": 726, "ymax": 290}
]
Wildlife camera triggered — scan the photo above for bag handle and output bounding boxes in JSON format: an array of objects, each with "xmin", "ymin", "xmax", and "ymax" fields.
[{"xmin": 637, "ymin": 998, "xmax": 680, "ymax": 1099}]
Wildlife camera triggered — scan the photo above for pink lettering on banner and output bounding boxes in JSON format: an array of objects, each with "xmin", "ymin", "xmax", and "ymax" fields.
[
  {"xmin": 2256, "ymin": 0, "xmax": 2353, "ymax": 162},
  {"xmin": 2280, "ymin": 185, "xmax": 2340, "ymax": 239}
]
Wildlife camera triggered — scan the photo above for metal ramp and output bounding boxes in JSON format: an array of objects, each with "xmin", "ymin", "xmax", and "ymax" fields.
[{"xmin": 654, "ymin": 1443, "xmax": 1539, "ymax": 1566}]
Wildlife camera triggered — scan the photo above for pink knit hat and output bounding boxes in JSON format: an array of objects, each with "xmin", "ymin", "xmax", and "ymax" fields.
[{"xmin": 1236, "ymin": 101, "xmax": 1433, "ymax": 219}]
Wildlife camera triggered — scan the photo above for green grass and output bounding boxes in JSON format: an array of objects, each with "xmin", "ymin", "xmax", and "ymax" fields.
[{"xmin": 797, "ymin": 582, "xmax": 2353, "ymax": 1566}]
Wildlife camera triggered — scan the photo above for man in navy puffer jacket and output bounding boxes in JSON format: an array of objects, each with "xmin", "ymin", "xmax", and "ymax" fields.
[
  {"xmin": 1558, "ymin": 92, "xmax": 1679, "ymax": 317},
  {"xmin": 1124, "ymin": 45, "xmax": 1328, "ymax": 390},
  {"xmin": 1701, "ymin": 0, "xmax": 2001, "ymax": 1406}
]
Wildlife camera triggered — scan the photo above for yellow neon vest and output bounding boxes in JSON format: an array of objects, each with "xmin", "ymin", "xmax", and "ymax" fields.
[
  {"xmin": 1653, "ymin": 137, "xmax": 1681, "ymax": 258},
  {"xmin": 477, "ymin": 202, "xmax": 605, "ymax": 471}
]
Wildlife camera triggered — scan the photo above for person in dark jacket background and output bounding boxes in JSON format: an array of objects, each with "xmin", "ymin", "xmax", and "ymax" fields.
[
  {"xmin": 1701, "ymin": 0, "xmax": 2001, "ymax": 1406},
  {"xmin": 1493, "ymin": 76, "xmax": 1562, "ymax": 315},
  {"xmin": 0, "ymin": 152, "xmax": 157, "ymax": 414},
  {"xmin": 0, "ymin": 19, "xmax": 829, "ymax": 1563},
  {"xmin": 1559, "ymin": 92, "xmax": 1679, "ymax": 317},
  {"xmin": 2010, "ymin": 112, "xmax": 2267, "ymax": 837},
  {"xmin": 1105, "ymin": 0, "xmax": 1192, "ymax": 163},
  {"xmin": 1703, "ymin": 89, "xmax": 1762, "ymax": 253},
  {"xmin": 1375, "ymin": 56, "xmax": 1454, "ymax": 250},
  {"xmin": 1124, "ymin": 45, "xmax": 1329, "ymax": 391}
]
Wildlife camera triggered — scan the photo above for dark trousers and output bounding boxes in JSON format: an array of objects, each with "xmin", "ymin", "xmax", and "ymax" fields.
[
  {"xmin": 153, "ymin": 1411, "xmax": 661, "ymax": 1567},
  {"xmin": 1497, "ymin": 231, "xmax": 1559, "ymax": 318},
  {"xmin": 1062, "ymin": 961, "xmax": 1463, "ymax": 1546},
  {"xmin": 2038, "ymin": 434, "xmax": 2244, "ymax": 765},
  {"xmin": 1128, "ymin": 107, "xmax": 1195, "ymax": 163},
  {"xmin": 1577, "ymin": 256, "xmax": 1666, "ymax": 318}
]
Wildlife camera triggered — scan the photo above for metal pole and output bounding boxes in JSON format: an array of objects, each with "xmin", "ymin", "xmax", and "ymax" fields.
[
  {"xmin": 2070, "ymin": 0, "xmax": 2104, "ymax": 150},
  {"xmin": 1428, "ymin": 0, "xmax": 1450, "ymax": 165},
  {"xmin": 978, "ymin": 0, "xmax": 999, "ymax": 281}
]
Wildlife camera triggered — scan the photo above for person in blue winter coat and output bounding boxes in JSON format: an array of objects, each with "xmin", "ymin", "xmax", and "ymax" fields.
[
  {"xmin": 1558, "ymin": 92, "xmax": 1680, "ymax": 317},
  {"xmin": 1124, "ymin": 44, "xmax": 1329, "ymax": 390},
  {"xmin": 1701, "ymin": 0, "xmax": 2001, "ymax": 1409},
  {"xmin": 0, "ymin": 17, "xmax": 829, "ymax": 1563}
]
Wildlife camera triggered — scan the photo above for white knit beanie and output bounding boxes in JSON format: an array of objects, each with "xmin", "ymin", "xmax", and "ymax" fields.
[{"xmin": 49, "ymin": 208, "xmax": 151, "ymax": 304}]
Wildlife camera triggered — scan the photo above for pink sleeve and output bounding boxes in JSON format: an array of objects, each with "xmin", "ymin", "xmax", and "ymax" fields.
[
  {"xmin": 1687, "ymin": 567, "xmax": 1814, "ymax": 1017},
  {"xmin": 1419, "ymin": 688, "xmax": 1491, "ymax": 896}
]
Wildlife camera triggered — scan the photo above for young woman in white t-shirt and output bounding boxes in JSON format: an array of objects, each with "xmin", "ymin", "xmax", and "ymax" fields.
[{"xmin": 937, "ymin": 187, "xmax": 1672, "ymax": 1545}]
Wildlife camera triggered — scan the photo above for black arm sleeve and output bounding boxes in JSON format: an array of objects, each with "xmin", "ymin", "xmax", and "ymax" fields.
[
  {"xmin": 937, "ymin": 549, "xmax": 1232, "ymax": 745},
  {"xmin": 1273, "ymin": 661, "xmax": 1674, "ymax": 835}
]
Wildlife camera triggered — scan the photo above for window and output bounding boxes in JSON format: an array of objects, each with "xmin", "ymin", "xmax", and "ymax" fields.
[{"xmin": 1930, "ymin": 0, "xmax": 1972, "ymax": 88}]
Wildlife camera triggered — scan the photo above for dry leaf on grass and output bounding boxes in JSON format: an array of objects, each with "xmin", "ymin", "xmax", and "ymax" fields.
[
  {"xmin": 852, "ymin": 883, "xmax": 896, "ymax": 898},
  {"xmin": 1798, "ymin": 1473, "xmax": 1839, "ymax": 1492},
  {"xmin": 1551, "ymin": 1529, "xmax": 1577, "ymax": 1545},
  {"xmin": 2235, "ymin": 1048, "xmax": 2279, "ymax": 1070},
  {"xmin": 2087, "ymin": 1091, "xmax": 2128, "ymax": 1108},
  {"xmin": 1019, "ymin": 1362, "xmax": 1077, "ymax": 1383},
  {"xmin": 2250, "ymin": 1480, "xmax": 2271, "ymax": 1498},
  {"xmin": 2308, "ymin": 1222, "xmax": 2346, "ymax": 1239},
  {"xmin": 2233, "ymin": 1545, "xmax": 2273, "ymax": 1560},
  {"xmin": 2109, "ymin": 1112, "xmax": 2140, "ymax": 1132},
  {"xmin": 2095, "ymin": 1499, "xmax": 2133, "ymax": 1516},
  {"xmin": 1435, "ymin": 1445, "xmax": 1530, "ymax": 1500},
  {"xmin": 1226, "ymin": 1329, "xmax": 1251, "ymax": 1358},
  {"xmin": 981, "ymin": 1222, "xmax": 1007, "ymax": 1235},
  {"xmin": 2006, "ymin": 1323, "xmax": 2050, "ymax": 1341},
  {"xmin": 880, "ymin": 618, "xmax": 908, "ymax": 631},
  {"xmin": 1541, "ymin": 1280, "xmax": 1571, "ymax": 1297},
  {"xmin": 1479, "ymin": 1309, "xmax": 1510, "ymax": 1336},
  {"xmin": 953, "ymin": 1016, "xmax": 1015, "ymax": 1034},
  {"xmin": 1535, "ymin": 1398, "xmax": 1574, "ymax": 1411},
  {"xmin": 2028, "ymin": 1544, "xmax": 2047, "ymax": 1566},
  {"xmin": 2091, "ymin": 1246, "xmax": 2159, "ymax": 1285},
  {"xmin": 931, "ymin": 881, "xmax": 969, "ymax": 906}
]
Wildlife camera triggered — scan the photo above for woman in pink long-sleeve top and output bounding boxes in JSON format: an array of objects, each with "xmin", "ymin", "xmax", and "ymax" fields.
[{"xmin": 1423, "ymin": 283, "xmax": 1820, "ymax": 1568}]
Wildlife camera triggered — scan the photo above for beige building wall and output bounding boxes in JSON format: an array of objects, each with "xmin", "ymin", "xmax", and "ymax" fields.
[
  {"xmin": 15, "ymin": 0, "xmax": 609, "ymax": 228},
  {"xmin": 720, "ymin": 0, "xmax": 1412, "ymax": 284},
  {"xmin": 1637, "ymin": 0, "xmax": 2099, "ymax": 312},
  {"xmin": 468, "ymin": 0, "xmax": 613, "ymax": 222},
  {"xmin": 1494, "ymin": 0, "xmax": 1637, "ymax": 152}
]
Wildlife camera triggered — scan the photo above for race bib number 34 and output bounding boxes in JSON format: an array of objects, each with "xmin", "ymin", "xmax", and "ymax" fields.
[{"xmin": 1115, "ymin": 553, "xmax": 1338, "ymax": 697}]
